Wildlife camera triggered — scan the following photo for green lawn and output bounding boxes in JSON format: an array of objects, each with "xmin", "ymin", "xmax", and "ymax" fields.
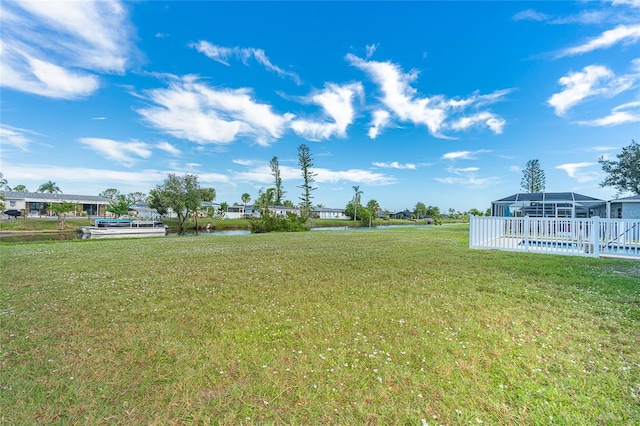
[{"xmin": 1, "ymin": 225, "xmax": 638, "ymax": 424}]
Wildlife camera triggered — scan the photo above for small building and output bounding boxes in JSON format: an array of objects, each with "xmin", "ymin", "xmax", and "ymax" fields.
[
  {"xmin": 491, "ymin": 192, "xmax": 605, "ymax": 218},
  {"xmin": 606, "ymin": 195, "xmax": 640, "ymax": 219},
  {"xmin": 312, "ymin": 207, "xmax": 348, "ymax": 219},
  {"xmin": 1, "ymin": 191, "xmax": 109, "ymax": 216}
]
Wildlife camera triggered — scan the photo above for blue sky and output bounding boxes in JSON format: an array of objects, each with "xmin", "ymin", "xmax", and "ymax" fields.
[{"xmin": 1, "ymin": 1, "xmax": 639, "ymax": 212}]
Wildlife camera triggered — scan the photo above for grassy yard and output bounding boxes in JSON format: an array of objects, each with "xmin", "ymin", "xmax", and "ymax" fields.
[{"xmin": 1, "ymin": 225, "xmax": 638, "ymax": 424}]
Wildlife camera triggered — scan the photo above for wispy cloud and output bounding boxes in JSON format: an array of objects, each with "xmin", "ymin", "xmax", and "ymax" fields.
[
  {"xmin": 556, "ymin": 162, "xmax": 599, "ymax": 183},
  {"xmin": 290, "ymin": 82, "xmax": 363, "ymax": 141},
  {"xmin": 447, "ymin": 166, "xmax": 480, "ymax": 175},
  {"xmin": 556, "ymin": 24, "xmax": 640, "ymax": 57},
  {"xmin": 157, "ymin": 141, "xmax": 180, "ymax": 156},
  {"xmin": 136, "ymin": 75, "xmax": 293, "ymax": 147},
  {"xmin": 547, "ymin": 65, "xmax": 635, "ymax": 116},
  {"xmin": 441, "ymin": 150, "xmax": 491, "ymax": 161},
  {"xmin": 365, "ymin": 43, "xmax": 378, "ymax": 58},
  {"xmin": 0, "ymin": 124, "xmax": 33, "ymax": 151},
  {"xmin": 346, "ymin": 54, "xmax": 509, "ymax": 138},
  {"xmin": 368, "ymin": 109, "xmax": 391, "ymax": 139},
  {"xmin": 611, "ymin": 0, "xmax": 640, "ymax": 7},
  {"xmin": 512, "ymin": 9, "xmax": 550, "ymax": 22},
  {"xmin": 79, "ymin": 138, "xmax": 152, "ymax": 167},
  {"xmin": 372, "ymin": 161, "xmax": 416, "ymax": 170},
  {"xmin": 0, "ymin": 0, "xmax": 134, "ymax": 98},
  {"xmin": 232, "ymin": 162, "xmax": 396, "ymax": 186},
  {"xmin": 192, "ymin": 41, "xmax": 301, "ymax": 84},
  {"xmin": 575, "ymin": 100, "xmax": 640, "ymax": 126},
  {"xmin": 434, "ymin": 176, "xmax": 500, "ymax": 187}
]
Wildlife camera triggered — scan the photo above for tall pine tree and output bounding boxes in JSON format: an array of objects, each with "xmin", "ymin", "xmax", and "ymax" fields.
[{"xmin": 521, "ymin": 159, "xmax": 546, "ymax": 193}]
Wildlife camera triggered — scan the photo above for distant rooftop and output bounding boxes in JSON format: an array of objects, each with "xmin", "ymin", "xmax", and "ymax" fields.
[{"xmin": 493, "ymin": 192, "xmax": 605, "ymax": 204}]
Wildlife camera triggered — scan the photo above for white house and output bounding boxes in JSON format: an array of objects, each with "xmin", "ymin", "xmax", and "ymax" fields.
[{"xmin": 605, "ymin": 195, "xmax": 640, "ymax": 219}]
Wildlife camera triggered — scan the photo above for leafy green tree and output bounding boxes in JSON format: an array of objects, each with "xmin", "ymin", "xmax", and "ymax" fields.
[
  {"xmin": 352, "ymin": 185, "xmax": 363, "ymax": 221},
  {"xmin": 297, "ymin": 144, "xmax": 317, "ymax": 218},
  {"xmin": 219, "ymin": 202, "xmax": 229, "ymax": 214},
  {"xmin": 344, "ymin": 202, "xmax": 372, "ymax": 226},
  {"xmin": 270, "ymin": 156, "xmax": 286, "ymax": 205},
  {"xmin": 38, "ymin": 181, "xmax": 62, "ymax": 194},
  {"xmin": 250, "ymin": 187, "xmax": 307, "ymax": 233},
  {"xmin": 48, "ymin": 201, "xmax": 77, "ymax": 229},
  {"xmin": 425, "ymin": 205, "xmax": 442, "ymax": 224},
  {"xmin": 127, "ymin": 192, "xmax": 147, "ymax": 204},
  {"xmin": 366, "ymin": 199, "xmax": 380, "ymax": 219},
  {"xmin": 0, "ymin": 172, "xmax": 9, "ymax": 191},
  {"xmin": 106, "ymin": 194, "xmax": 131, "ymax": 218},
  {"xmin": 99, "ymin": 188, "xmax": 121, "ymax": 201},
  {"xmin": 149, "ymin": 173, "xmax": 208, "ymax": 231},
  {"xmin": 521, "ymin": 159, "xmax": 545, "ymax": 193},
  {"xmin": 468, "ymin": 208, "xmax": 484, "ymax": 216},
  {"xmin": 192, "ymin": 187, "xmax": 216, "ymax": 229},
  {"xmin": 12, "ymin": 185, "xmax": 28, "ymax": 191},
  {"xmin": 599, "ymin": 139, "xmax": 639, "ymax": 195},
  {"xmin": 414, "ymin": 202, "xmax": 427, "ymax": 219}
]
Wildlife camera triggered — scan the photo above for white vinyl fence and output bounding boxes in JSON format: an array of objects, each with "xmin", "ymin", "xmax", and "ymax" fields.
[{"xmin": 469, "ymin": 216, "xmax": 640, "ymax": 259}]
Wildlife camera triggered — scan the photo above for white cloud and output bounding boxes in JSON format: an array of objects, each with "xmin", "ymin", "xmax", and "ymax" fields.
[
  {"xmin": 79, "ymin": 138, "xmax": 152, "ymax": 167},
  {"xmin": 346, "ymin": 54, "xmax": 509, "ymax": 138},
  {"xmin": 547, "ymin": 65, "xmax": 635, "ymax": 116},
  {"xmin": 447, "ymin": 166, "xmax": 480, "ymax": 175},
  {"xmin": 314, "ymin": 167, "xmax": 397, "ymax": 185},
  {"xmin": 556, "ymin": 24, "xmax": 640, "ymax": 57},
  {"xmin": 368, "ymin": 109, "xmax": 391, "ymax": 139},
  {"xmin": 586, "ymin": 145, "xmax": 620, "ymax": 152},
  {"xmin": 441, "ymin": 150, "xmax": 491, "ymax": 160},
  {"xmin": 137, "ymin": 75, "xmax": 293, "ymax": 147},
  {"xmin": 513, "ymin": 9, "xmax": 550, "ymax": 22},
  {"xmin": 556, "ymin": 162, "xmax": 599, "ymax": 183},
  {"xmin": 611, "ymin": 0, "xmax": 640, "ymax": 7},
  {"xmin": 448, "ymin": 112, "xmax": 506, "ymax": 134},
  {"xmin": 575, "ymin": 100, "xmax": 640, "ymax": 126},
  {"xmin": 0, "ymin": 125, "xmax": 32, "ymax": 151},
  {"xmin": 157, "ymin": 141, "xmax": 180, "ymax": 156},
  {"xmin": 290, "ymin": 82, "xmax": 363, "ymax": 141},
  {"xmin": 434, "ymin": 176, "xmax": 501, "ymax": 187},
  {"xmin": 365, "ymin": 43, "xmax": 378, "ymax": 58},
  {"xmin": 0, "ymin": 0, "xmax": 134, "ymax": 98},
  {"xmin": 192, "ymin": 41, "xmax": 301, "ymax": 84},
  {"xmin": 232, "ymin": 162, "xmax": 396, "ymax": 186},
  {"xmin": 508, "ymin": 166, "xmax": 520, "ymax": 173},
  {"xmin": 372, "ymin": 161, "xmax": 416, "ymax": 170},
  {"xmin": 1, "ymin": 163, "xmax": 230, "ymax": 195}
]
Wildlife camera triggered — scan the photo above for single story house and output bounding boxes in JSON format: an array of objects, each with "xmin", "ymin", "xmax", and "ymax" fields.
[
  {"xmin": 1, "ymin": 191, "xmax": 109, "ymax": 216},
  {"xmin": 605, "ymin": 195, "xmax": 640, "ymax": 219},
  {"xmin": 491, "ymin": 192, "xmax": 605, "ymax": 218}
]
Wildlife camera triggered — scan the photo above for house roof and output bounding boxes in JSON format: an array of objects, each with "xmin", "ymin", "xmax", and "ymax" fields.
[
  {"xmin": 493, "ymin": 192, "xmax": 605, "ymax": 204},
  {"xmin": 610, "ymin": 195, "xmax": 640, "ymax": 202},
  {"xmin": 1, "ymin": 191, "xmax": 110, "ymax": 203}
]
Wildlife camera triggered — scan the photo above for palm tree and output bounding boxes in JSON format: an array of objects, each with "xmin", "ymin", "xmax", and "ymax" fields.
[
  {"xmin": 352, "ymin": 185, "xmax": 363, "ymax": 221},
  {"xmin": 37, "ymin": 181, "xmax": 62, "ymax": 194},
  {"xmin": 241, "ymin": 193, "xmax": 251, "ymax": 216}
]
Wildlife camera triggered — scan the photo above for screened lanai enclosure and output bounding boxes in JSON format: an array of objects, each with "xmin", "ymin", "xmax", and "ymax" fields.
[{"xmin": 491, "ymin": 192, "xmax": 605, "ymax": 218}]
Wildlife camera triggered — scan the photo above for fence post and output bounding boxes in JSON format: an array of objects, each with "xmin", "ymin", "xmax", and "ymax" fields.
[
  {"xmin": 591, "ymin": 216, "xmax": 600, "ymax": 258},
  {"xmin": 524, "ymin": 215, "xmax": 530, "ymax": 251},
  {"xmin": 469, "ymin": 215, "xmax": 475, "ymax": 248}
]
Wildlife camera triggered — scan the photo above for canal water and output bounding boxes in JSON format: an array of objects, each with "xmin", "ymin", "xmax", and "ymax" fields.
[{"xmin": 0, "ymin": 225, "xmax": 431, "ymax": 243}]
